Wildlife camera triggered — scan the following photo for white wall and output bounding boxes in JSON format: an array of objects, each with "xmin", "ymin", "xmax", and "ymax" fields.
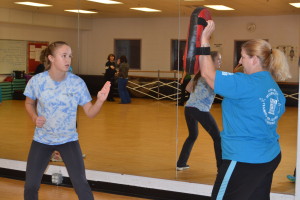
[
  {"xmin": 79, "ymin": 17, "xmax": 180, "ymax": 75},
  {"xmin": 80, "ymin": 15, "xmax": 299, "ymax": 82},
  {"xmin": 211, "ymin": 15, "xmax": 299, "ymax": 82}
]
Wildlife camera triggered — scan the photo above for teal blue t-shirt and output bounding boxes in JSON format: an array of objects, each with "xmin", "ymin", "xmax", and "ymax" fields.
[
  {"xmin": 24, "ymin": 71, "xmax": 92, "ymax": 145},
  {"xmin": 214, "ymin": 70, "xmax": 285, "ymax": 163}
]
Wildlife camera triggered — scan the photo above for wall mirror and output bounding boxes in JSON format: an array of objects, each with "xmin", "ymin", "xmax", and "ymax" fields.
[
  {"xmin": 175, "ymin": 0, "xmax": 299, "ymax": 197},
  {"xmin": 0, "ymin": 0, "xmax": 299, "ymax": 198},
  {"xmin": 0, "ymin": 0, "xmax": 181, "ymax": 181},
  {"xmin": 74, "ymin": 0, "xmax": 181, "ymax": 181}
]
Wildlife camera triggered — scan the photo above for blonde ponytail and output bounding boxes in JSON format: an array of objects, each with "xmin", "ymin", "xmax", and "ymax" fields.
[
  {"xmin": 242, "ymin": 39, "xmax": 291, "ymax": 81},
  {"xmin": 269, "ymin": 48, "xmax": 291, "ymax": 81}
]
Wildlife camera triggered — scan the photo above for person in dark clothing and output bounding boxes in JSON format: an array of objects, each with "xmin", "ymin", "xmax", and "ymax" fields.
[
  {"xmin": 34, "ymin": 64, "xmax": 45, "ymax": 75},
  {"xmin": 34, "ymin": 49, "xmax": 46, "ymax": 75},
  {"xmin": 117, "ymin": 55, "xmax": 131, "ymax": 104},
  {"xmin": 104, "ymin": 53, "xmax": 117, "ymax": 101}
]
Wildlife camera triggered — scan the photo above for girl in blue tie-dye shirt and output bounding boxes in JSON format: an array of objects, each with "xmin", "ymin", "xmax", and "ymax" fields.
[{"xmin": 23, "ymin": 41, "xmax": 111, "ymax": 200}]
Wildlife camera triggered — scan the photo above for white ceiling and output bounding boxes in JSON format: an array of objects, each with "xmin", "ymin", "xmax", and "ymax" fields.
[{"xmin": 0, "ymin": 0, "xmax": 299, "ymax": 18}]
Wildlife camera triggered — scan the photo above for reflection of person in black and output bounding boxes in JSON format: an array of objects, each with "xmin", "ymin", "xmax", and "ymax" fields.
[
  {"xmin": 104, "ymin": 53, "xmax": 117, "ymax": 101},
  {"xmin": 34, "ymin": 49, "xmax": 46, "ymax": 75},
  {"xmin": 178, "ymin": 69, "xmax": 191, "ymax": 106}
]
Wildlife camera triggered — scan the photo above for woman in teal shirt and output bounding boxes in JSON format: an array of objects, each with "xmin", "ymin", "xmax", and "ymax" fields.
[{"xmin": 199, "ymin": 21, "xmax": 291, "ymax": 200}]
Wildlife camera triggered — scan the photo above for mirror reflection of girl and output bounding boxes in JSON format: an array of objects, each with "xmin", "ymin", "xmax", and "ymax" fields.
[
  {"xmin": 34, "ymin": 49, "xmax": 47, "ymax": 75},
  {"xmin": 23, "ymin": 41, "xmax": 111, "ymax": 200},
  {"xmin": 177, "ymin": 51, "xmax": 222, "ymax": 171}
]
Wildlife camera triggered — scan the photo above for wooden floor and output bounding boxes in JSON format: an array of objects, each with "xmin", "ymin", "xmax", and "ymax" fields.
[
  {"xmin": 0, "ymin": 177, "xmax": 146, "ymax": 200},
  {"xmin": 0, "ymin": 98, "xmax": 297, "ymax": 197}
]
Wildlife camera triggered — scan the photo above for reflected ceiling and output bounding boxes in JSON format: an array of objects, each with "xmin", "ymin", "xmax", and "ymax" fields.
[{"xmin": 0, "ymin": 0, "xmax": 299, "ymax": 18}]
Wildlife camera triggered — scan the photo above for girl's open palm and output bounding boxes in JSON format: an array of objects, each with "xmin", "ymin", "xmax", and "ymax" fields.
[{"xmin": 97, "ymin": 81, "xmax": 111, "ymax": 101}]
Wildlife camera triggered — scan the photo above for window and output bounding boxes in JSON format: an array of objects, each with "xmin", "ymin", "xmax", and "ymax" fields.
[
  {"xmin": 171, "ymin": 39, "xmax": 186, "ymax": 71},
  {"xmin": 114, "ymin": 39, "xmax": 141, "ymax": 69}
]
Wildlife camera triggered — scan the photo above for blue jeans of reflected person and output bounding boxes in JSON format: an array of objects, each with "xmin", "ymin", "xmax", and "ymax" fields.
[{"xmin": 118, "ymin": 78, "xmax": 131, "ymax": 104}]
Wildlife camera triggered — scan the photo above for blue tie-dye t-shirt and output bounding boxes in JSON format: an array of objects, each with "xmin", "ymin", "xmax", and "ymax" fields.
[
  {"xmin": 185, "ymin": 77, "xmax": 215, "ymax": 112},
  {"xmin": 24, "ymin": 71, "xmax": 92, "ymax": 145}
]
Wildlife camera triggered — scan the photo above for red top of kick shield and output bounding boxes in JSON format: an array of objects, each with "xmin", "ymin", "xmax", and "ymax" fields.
[
  {"xmin": 196, "ymin": 8, "xmax": 212, "ymax": 48},
  {"xmin": 183, "ymin": 7, "xmax": 212, "ymax": 74},
  {"xmin": 198, "ymin": 8, "xmax": 212, "ymax": 20}
]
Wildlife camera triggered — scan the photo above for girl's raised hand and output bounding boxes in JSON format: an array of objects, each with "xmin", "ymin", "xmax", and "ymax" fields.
[{"xmin": 97, "ymin": 81, "xmax": 111, "ymax": 101}]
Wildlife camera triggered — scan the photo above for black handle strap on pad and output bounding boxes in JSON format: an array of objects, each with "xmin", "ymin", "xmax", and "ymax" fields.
[
  {"xmin": 197, "ymin": 18, "xmax": 208, "ymax": 27},
  {"xmin": 195, "ymin": 47, "xmax": 211, "ymax": 55}
]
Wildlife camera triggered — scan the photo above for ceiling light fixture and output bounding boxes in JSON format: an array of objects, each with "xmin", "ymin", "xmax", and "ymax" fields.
[
  {"xmin": 289, "ymin": 3, "xmax": 300, "ymax": 8},
  {"xmin": 87, "ymin": 0, "xmax": 123, "ymax": 4},
  {"xmin": 204, "ymin": 5, "xmax": 234, "ymax": 10},
  {"xmin": 14, "ymin": 2, "xmax": 53, "ymax": 7},
  {"xmin": 65, "ymin": 9, "xmax": 98, "ymax": 14},
  {"xmin": 130, "ymin": 7, "xmax": 161, "ymax": 12}
]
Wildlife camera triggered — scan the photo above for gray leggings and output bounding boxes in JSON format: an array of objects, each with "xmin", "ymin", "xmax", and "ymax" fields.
[{"xmin": 24, "ymin": 140, "xmax": 94, "ymax": 200}]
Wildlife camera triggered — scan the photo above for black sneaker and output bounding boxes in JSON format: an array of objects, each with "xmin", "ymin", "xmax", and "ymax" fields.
[{"xmin": 176, "ymin": 165, "xmax": 190, "ymax": 171}]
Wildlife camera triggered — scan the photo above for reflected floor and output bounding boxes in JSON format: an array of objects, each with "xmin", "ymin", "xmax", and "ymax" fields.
[
  {"xmin": 0, "ymin": 177, "xmax": 146, "ymax": 200},
  {"xmin": 0, "ymin": 98, "xmax": 296, "ymax": 195}
]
